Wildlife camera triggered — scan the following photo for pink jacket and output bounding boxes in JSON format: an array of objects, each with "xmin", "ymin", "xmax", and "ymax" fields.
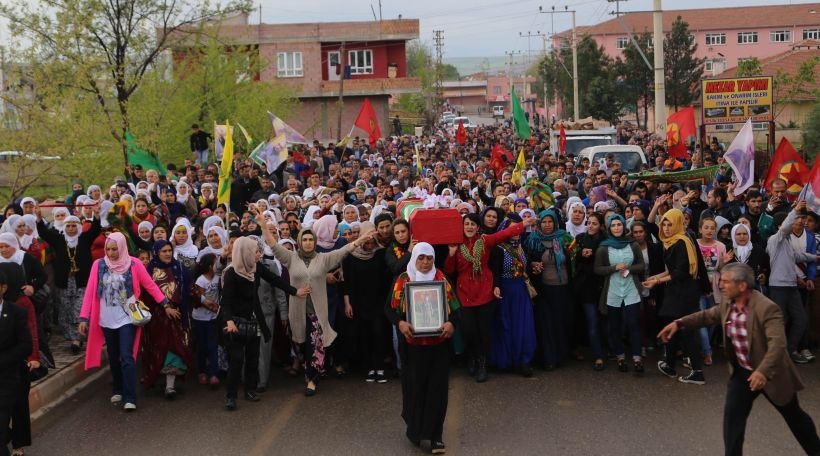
[{"xmin": 80, "ymin": 258, "xmax": 166, "ymax": 370}]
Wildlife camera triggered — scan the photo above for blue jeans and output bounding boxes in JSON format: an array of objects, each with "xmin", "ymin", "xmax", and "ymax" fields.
[
  {"xmin": 582, "ymin": 302, "xmax": 605, "ymax": 360},
  {"xmin": 699, "ymin": 295, "xmax": 716, "ymax": 356},
  {"xmin": 193, "ymin": 319, "xmax": 218, "ymax": 376},
  {"xmin": 194, "ymin": 149, "xmax": 209, "ymax": 167},
  {"xmin": 102, "ymin": 324, "xmax": 138, "ymax": 404},
  {"xmin": 608, "ymin": 302, "xmax": 642, "ymax": 360}
]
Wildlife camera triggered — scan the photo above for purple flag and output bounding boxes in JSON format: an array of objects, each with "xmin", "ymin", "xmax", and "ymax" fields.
[{"xmin": 723, "ymin": 119, "xmax": 755, "ymax": 195}]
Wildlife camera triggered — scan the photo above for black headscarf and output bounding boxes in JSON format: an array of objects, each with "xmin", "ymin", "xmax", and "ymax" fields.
[{"xmin": 148, "ymin": 239, "xmax": 191, "ymax": 327}]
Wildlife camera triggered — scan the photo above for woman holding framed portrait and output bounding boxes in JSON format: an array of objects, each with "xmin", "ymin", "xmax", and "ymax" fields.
[{"xmin": 387, "ymin": 243, "xmax": 460, "ymax": 454}]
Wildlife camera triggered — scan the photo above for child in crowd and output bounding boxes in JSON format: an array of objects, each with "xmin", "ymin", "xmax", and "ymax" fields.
[{"xmin": 193, "ymin": 253, "xmax": 220, "ymax": 387}]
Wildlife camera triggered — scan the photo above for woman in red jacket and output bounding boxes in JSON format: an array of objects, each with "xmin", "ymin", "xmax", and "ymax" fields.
[{"xmin": 444, "ymin": 212, "xmax": 534, "ymax": 382}]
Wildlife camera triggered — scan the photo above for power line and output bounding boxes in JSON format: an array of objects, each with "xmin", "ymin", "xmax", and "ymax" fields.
[
  {"xmin": 608, "ymin": 0, "xmax": 629, "ymax": 17},
  {"xmin": 433, "ymin": 30, "xmax": 444, "ymax": 116}
]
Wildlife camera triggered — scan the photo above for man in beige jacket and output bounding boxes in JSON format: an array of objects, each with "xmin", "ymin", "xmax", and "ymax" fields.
[{"xmin": 659, "ymin": 262, "xmax": 820, "ymax": 456}]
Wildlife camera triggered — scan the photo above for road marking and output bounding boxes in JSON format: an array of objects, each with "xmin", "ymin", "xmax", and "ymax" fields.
[
  {"xmin": 444, "ymin": 374, "xmax": 466, "ymax": 455},
  {"xmin": 248, "ymin": 394, "xmax": 302, "ymax": 456}
]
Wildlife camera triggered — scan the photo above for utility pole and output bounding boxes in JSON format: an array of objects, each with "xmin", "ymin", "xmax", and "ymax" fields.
[
  {"xmin": 519, "ymin": 31, "xmax": 544, "ymax": 65},
  {"xmin": 505, "ymin": 50, "xmax": 522, "ymax": 115},
  {"xmin": 337, "ymin": 41, "xmax": 346, "ymax": 140},
  {"xmin": 433, "ymin": 30, "xmax": 444, "ymax": 118},
  {"xmin": 539, "ymin": 6, "xmax": 579, "ymax": 121},
  {"xmin": 653, "ymin": 0, "xmax": 666, "ymax": 134},
  {"xmin": 608, "ymin": 0, "xmax": 628, "ymax": 17}
]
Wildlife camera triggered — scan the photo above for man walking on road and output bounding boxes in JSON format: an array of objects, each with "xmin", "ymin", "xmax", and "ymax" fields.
[{"xmin": 658, "ymin": 262, "xmax": 820, "ymax": 456}]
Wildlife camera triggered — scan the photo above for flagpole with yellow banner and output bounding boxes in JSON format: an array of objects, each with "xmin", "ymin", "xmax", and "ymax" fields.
[
  {"xmin": 511, "ymin": 147, "xmax": 527, "ymax": 186},
  {"xmin": 217, "ymin": 120, "xmax": 234, "ymax": 209}
]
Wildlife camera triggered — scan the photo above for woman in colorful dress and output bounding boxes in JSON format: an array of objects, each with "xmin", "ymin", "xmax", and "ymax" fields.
[
  {"xmin": 387, "ymin": 242, "xmax": 460, "ymax": 454},
  {"xmin": 140, "ymin": 240, "xmax": 194, "ymax": 399},
  {"xmin": 489, "ymin": 214, "xmax": 536, "ymax": 376}
]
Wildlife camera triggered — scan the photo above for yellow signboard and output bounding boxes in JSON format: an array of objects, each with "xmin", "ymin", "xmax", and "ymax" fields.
[{"xmin": 701, "ymin": 76, "xmax": 773, "ymax": 125}]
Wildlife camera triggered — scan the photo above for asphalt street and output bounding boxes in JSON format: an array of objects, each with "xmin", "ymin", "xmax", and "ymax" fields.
[{"xmin": 29, "ymin": 350, "xmax": 820, "ymax": 456}]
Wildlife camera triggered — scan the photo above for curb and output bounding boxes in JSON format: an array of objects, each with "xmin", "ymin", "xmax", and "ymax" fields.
[{"xmin": 29, "ymin": 355, "xmax": 108, "ymax": 422}]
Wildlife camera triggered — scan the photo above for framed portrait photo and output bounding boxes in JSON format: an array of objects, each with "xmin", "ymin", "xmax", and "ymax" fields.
[{"xmin": 404, "ymin": 280, "xmax": 447, "ymax": 337}]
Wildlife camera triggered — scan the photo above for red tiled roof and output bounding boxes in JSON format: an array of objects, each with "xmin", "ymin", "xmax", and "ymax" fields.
[
  {"xmin": 557, "ymin": 3, "xmax": 820, "ymax": 36},
  {"xmin": 716, "ymin": 41, "xmax": 820, "ymax": 101}
]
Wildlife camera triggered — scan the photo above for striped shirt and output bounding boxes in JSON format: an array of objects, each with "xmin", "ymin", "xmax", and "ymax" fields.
[{"xmin": 727, "ymin": 301, "xmax": 752, "ymax": 370}]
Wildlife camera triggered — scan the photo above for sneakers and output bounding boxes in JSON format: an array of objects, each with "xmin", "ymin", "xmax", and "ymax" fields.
[
  {"xmin": 209, "ymin": 376, "xmax": 220, "ymax": 388},
  {"xmin": 791, "ymin": 351, "xmax": 810, "ymax": 364},
  {"xmin": 800, "ymin": 349, "xmax": 816, "ymax": 362},
  {"xmin": 657, "ymin": 361, "xmax": 677, "ymax": 379},
  {"xmin": 678, "ymin": 370, "xmax": 706, "ymax": 385},
  {"xmin": 164, "ymin": 387, "xmax": 177, "ymax": 399},
  {"xmin": 366, "ymin": 370, "xmax": 376, "ymax": 383},
  {"xmin": 110, "ymin": 394, "xmax": 123, "ymax": 404},
  {"xmin": 123, "ymin": 402, "xmax": 137, "ymax": 411},
  {"xmin": 197, "ymin": 373, "xmax": 208, "ymax": 385},
  {"xmin": 244, "ymin": 391, "xmax": 260, "ymax": 402},
  {"xmin": 376, "ymin": 370, "xmax": 388, "ymax": 384}
]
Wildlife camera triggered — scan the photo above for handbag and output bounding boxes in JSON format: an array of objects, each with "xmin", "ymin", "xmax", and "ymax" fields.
[
  {"xmin": 232, "ymin": 316, "xmax": 259, "ymax": 341},
  {"xmin": 525, "ymin": 279, "xmax": 538, "ymax": 298},
  {"xmin": 122, "ymin": 296, "xmax": 152, "ymax": 326}
]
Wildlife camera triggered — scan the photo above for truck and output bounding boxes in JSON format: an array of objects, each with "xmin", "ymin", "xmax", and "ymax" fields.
[{"xmin": 549, "ymin": 127, "xmax": 616, "ymax": 157}]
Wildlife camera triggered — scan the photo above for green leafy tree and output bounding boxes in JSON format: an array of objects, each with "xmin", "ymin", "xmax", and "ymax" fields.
[
  {"xmin": 539, "ymin": 35, "xmax": 614, "ymax": 120},
  {"xmin": 584, "ymin": 75, "xmax": 625, "ymax": 124},
  {"xmin": 617, "ymin": 31, "xmax": 654, "ymax": 128},
  {"xmin": 802, "ymin": 102, "xmax": 820, "ymax": 162},
  {"xmin": 0, "ymin": 0, "xmax": 253, "ymax": 168},
  {"xmin": 736, "ymin": 58, "xmax": 763, "ymax": 77},
  {"xmin": 664, "ymin": 16, "xmax": 705, "ymax": 110},
  {"xmin": 441, "ymin": 64, "xmax": 460, "ymax": 81}
]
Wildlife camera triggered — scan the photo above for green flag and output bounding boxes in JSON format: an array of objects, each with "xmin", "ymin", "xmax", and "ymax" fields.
[
  {"xmin": 125, "ymin": 131, "xmax": 168, "ymax": 174},
  {"xmin": 511, "ymin": 87, "xmax": 531, "ymax": 140}
]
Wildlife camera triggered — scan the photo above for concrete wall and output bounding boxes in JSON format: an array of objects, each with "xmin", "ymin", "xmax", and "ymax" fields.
[{"xmin": 291, "ymin": 95, "xmax": 390, "ymax": 142}]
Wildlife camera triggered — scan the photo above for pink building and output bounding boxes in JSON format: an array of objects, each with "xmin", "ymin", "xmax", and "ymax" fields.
[
  {"xmin": 554, "ymin": 3, "xmax": 820, "ymax": 76},
  {"xmin": 165, "ymin": 14, "xmax": 421, "ymax": 140}
]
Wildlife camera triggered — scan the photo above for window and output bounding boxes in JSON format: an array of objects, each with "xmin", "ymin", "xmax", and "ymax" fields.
[
  {"xmin": 348, "ymin": 50, "xmax": 373, "ymax": 75},
  {"xmin": 615, "ymin": 36, "xmax": 629, "ymax": 49},
  {"xmin": 705, "ymin": 33, "xmax": 726, "ymax": 45},
  {"xmin": 493, "ymin": 86, "xmax": 502, "ymax": 95},
  {"xmin": 277, "ymin": 52, "xmax": 303, "ymax": 77},
  {"xmin": 704, "ymin": 60, "xmax": 713, "ymax": 72},
  {"xmin": 737, "ymin": 32, "xmax": 758, "ymax": 44},
  {"xmin": 804, "ymin": 29, "xmax": 820, "ymax": 40},
  {"xmin": 769, "ymin": 30, "xmax": 791, "ymax": 42}
]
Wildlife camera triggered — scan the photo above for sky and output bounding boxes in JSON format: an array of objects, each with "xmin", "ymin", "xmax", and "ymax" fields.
[
  {"xmin": 0, "ymin": 1, "xmax": 816, "ymax": 59},
  {"xmin": 266, "ymin": 0, "xmax": 820, "ymax": 57}
]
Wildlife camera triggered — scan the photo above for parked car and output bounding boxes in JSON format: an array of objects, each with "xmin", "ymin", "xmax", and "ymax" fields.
[
  {"xmin": 452, "ymin": 116, "xmax": 476, "ymax": 129},
  {"xmin": 0, "ymin": 150, "xmax": 62, "ymax": 161},
  {"xmin": 576, "ymin": 145, "xmax": 647, "ymax": 174},
  {"xmin": 492, "ymin": 105, "xmax": 505, "ymax": 118}
]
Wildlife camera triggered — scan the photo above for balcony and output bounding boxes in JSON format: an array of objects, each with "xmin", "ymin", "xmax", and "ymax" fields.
[{"xmin": 305, "ymin": 77, "xmax": 421, "ymax": 98}]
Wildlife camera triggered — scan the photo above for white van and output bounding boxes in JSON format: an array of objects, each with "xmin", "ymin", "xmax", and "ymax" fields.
[
  {"xmin": 576, "ymin": 145, "xmax": 647, "ymax": 174},
  {"xmin": 492, "ymin": 106, "xmax": 505, "ymax": 118}
]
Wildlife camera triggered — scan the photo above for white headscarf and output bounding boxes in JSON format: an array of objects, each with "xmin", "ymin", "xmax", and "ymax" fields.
[
  {"xmin": 0, "ymin": 232, "xmax": 26, "ymax": 265},
  {"xmin": 202, "ymin": 215, "xmax": 224, "ymax": 235},
  {"xmin": 197, "ymin": 225, "xmax": 228, "ymax": 261},
  {"xmin": 565, "ymin": 201, "xmax": 588, "ymax": 238},
  {"xmin": 172, "ymin": 219, "xmax": 199, "ymax": 259},
  {"xmin": 19, "ymin": 214, "xmax": 38, "ymax": 250},
  {"xmin": 51, "ymin": 207, "xmax": 70, "ymax": 232},
  {"xmin": 302, "ymin": 205, "xmax": 322, "ymax": 229},
  {"xmin": 406, "ymin": 242, "xmax": 437, "ymax": 282},
  {"xmin": 0, "ymin": 214, "xmax": 21, "ymax": 235},
  {"xmin": 731, "ymin": 223, "xmax": 753, "ymax": 264},
  {"xmin": 63, "ymin": 216, "xmax": 82, "ymax": 248},
  {"xmin": 137, "ymin": 220, "xmax": 154, "ymax": 242},
  {"xmin": 176, "ymin": 181, "xmax": 191, "ymax": 204}
]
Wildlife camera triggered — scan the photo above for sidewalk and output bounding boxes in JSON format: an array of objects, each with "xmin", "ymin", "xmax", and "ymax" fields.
[{"xmin": 29, "ymin": 335, "xmax": 108, "ymax": 421}]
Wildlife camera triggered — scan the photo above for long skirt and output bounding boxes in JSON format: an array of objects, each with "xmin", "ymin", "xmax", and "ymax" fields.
[
  {"xmin": 535, "ymin": 284, "xmax": 570, "ymax": 366},
  {"xmin": 403, "ymin": 341, "xmax": 451, "ymax": 445},
  {"xmin": 301, "ymin": 313, "xmax": 326, "ymax": 383},
  {"xmin": 489, "ymin": 277, "xmax": 536, "ymax": 369},
  {"xmin": 56, "ymin": 277, "xmax": 84, "ymax": 342},
  {"xmin": 139, "ymin": 307, "xmax": 193, "ymax": 388}
]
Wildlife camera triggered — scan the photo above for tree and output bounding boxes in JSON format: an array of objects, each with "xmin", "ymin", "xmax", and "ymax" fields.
[
  {"xmin": 617, "ymin": 31, "xmax": 654, "ymax": 128},
  {"xmin": 0, "ymin": 0, "xmax": 253, "ymax": 168},
  {"xmin": 736, "ymin": 58, "xmax": 763, "ymax": 77},
  {"xmin": 584, "ymin": 75, "xmax": 625, "ymax": 123},
  {"xmin": 664, "ymin": 16, "xmax": 705, "ymax": 110},
  {"xmin": 802, "ymin": 102, "xmax": 820, "ymax": 162},
  {"xmin": 539, "ymin": 35, "xmax": 615, "ymax": 120},
  {"xmin": 441, "ymin": 64, "xmax": 460, "ymax": 81}
]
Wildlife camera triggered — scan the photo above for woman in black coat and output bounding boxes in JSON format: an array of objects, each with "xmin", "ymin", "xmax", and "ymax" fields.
[
  {"xmin": 36, "ymin": 212, "xmax": 101, "ymax": 353},
  {"xmin": 573, "ymin": 213, "xmax": 607, "ymax": 370},
  {"xmin": 630, "ymin": 221, "xmax": 665, "ymax": 350}
]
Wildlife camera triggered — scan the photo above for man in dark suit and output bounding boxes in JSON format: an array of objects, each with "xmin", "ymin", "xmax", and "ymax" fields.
[
  {"xmin": 659, "ymin": 262, "xmax": 820, "ymax": 456},
  {"xmin": 0, "ymin": 270, "xmax": 33, "ymax": 456}
]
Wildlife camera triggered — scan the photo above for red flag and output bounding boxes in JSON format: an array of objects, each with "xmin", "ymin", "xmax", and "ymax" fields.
[
  {"xmin": 764, "ymin": 137, "xmax": 810, "ymax": 198},
  {"xmin": 666, "ymin": 107, "xmax": 697, "ymax": 159},
  {"xmin": 292, "ymin": 150, "xmax": 313, "ymax": 178},
  {"xmin": 489, "ymin": 143, "xmax": 513, "ymax": 179},
  {"xmin": 456, "ymin": 120, "xmax": 467, "ymax": 145},
  {"xmin": 354, "ymin": 98, "xmax": 382, "ymax": 148},
  {"xmin": 558, "ymin": 124, "xmax": 567, "ymax": 155}
]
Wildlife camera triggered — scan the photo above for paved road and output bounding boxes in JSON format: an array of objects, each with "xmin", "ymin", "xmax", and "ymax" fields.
[{"xmin": 31, "ymin": 351, "xmax": 820, "ymax": 456}]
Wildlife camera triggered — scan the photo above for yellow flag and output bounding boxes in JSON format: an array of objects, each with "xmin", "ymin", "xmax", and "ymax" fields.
[
  {"xmin": 237, "ymin": 123, "xmax": 253, "ymax": 145},
  {"xmin": 512, "ymin": 148, "xmax": 526, "ymax": 186},
  {"xmin": 217, "ymin": 120, "xmax": 234, "ymax": 207}
]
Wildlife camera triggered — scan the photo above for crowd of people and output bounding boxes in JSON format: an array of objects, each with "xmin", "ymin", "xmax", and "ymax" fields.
[{"xmin": 0, "ymin": 115, "xmax": 819, "ymax": 456}]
